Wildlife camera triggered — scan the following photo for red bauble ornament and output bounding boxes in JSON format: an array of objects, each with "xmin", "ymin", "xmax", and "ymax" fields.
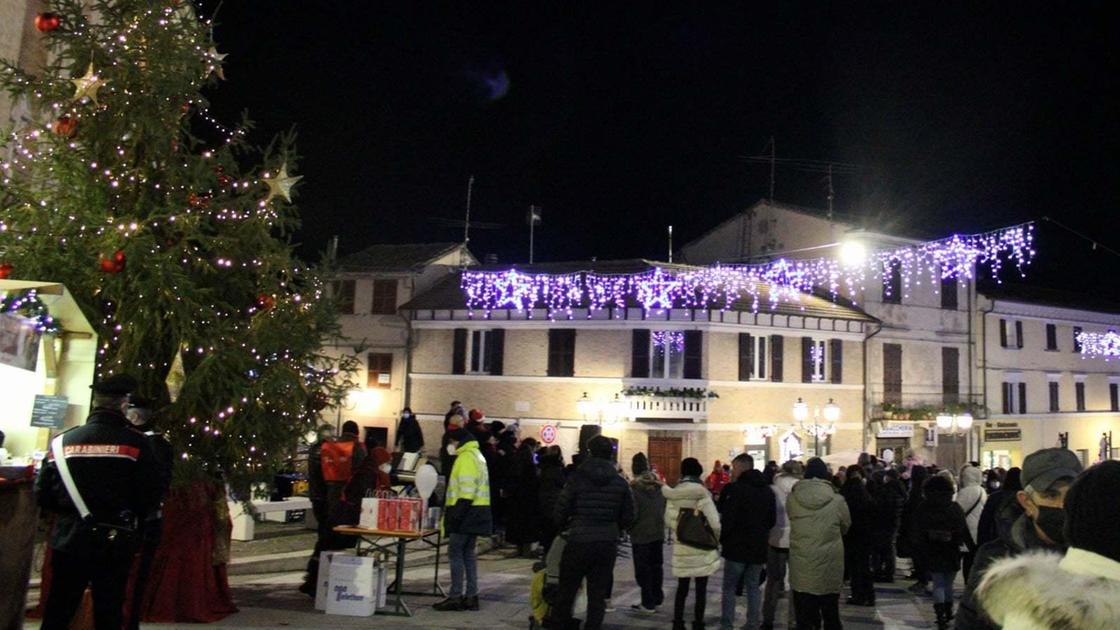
[
  {"xmin": 35, "ymin": 13, "xmax": 61, "ymax": 33},
  {"xmin": 99, "ymin": 258, "xmax": 118, "ymax": 273},
  {"xmin": 113, "ymin": 249, "xmax": 126, "ymax": 264},
  {"xmin": 0, "ymin": 263, "xmax": 13, "ymax": 279},
  {"xmin": 188, "ymin": 193, "xmax": 210, "ymax": 208},
  {"xmin": 216, "ymin": 174, "xmax": 232, "ymax": 187},
  {"xmin": 99, "ymin": 250, "xmax": 125, "ymax": 273},
  {"xmin": 52, "ymin": 116, "xmax": 78, "ymax": 138},
  {"xmin": 256, "ymin": 294, "xmax": 276, "ymax": 311}
]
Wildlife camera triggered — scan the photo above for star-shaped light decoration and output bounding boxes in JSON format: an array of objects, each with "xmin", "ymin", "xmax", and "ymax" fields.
[
  {"xmin": 207, "ymin": 47, "xmax": 228, "ymax": 80},
  {"xmin": 71, "ymin": 63, "xmax": 106, "ymax": 105},
  {"xmin": 263, "ymin": 162, "xmax": 301, "ymax": 203}
]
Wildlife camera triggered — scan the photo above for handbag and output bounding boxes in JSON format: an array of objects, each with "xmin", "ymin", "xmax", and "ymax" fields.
[{"xmin": 676, "ymin": 505, "xmax": 719, "ymax": 550}]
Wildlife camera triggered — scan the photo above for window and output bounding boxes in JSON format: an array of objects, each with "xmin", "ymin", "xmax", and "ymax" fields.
[
  {"xmin": 547, "ymin": 329, "xmax": 576, "ymax": 377},
  {"xmin": 1049, "ymin": 381, "xmax": 1060, "ymax": 412},
  {"xmin": 1074, "ymin": 327, "xmax": 1083, "ymax": 353},
  {"xmin": 1075, "ymin": 381, "xmax": 1086, "ymax": 412},
  {"xmin": 1002, "ymin": 381, "xmax": 1026, "ymax": 414},
  {"xmin": 650, "ymin": 330, "xmax": 685, "ymax": 379},
  {"xmin": 940, "ymin": 276, "xmax": 958, "ymax": 310},
  {"xmin": 999, "ymin": 318, "xmax": 1023, "ymax": 348},
  {"xmin": 882, "ymin": 261, "xmax": 901, "ymax": 304},
  {"xmin": 469, "ymin": 330, "xmax": 492, "ymax": 373},
  {"xmin": 1045, "ymin": 323, "xmax": 1058, "ymax": 351},
  {"xmin": 1002, "ymin": 382, "xmax": 1014, "ymax": 414},
  {"xmin": 367, "ymin": 353, "xmax": 392, "ymax": 389},
  {"xmin": 332, "ymin": 279, "xmax": 355, "ymax": 314},
  {"xmin": 633, "ymin": 330, "xmax": 701, "ymax": 379},
  {"xmin": 942, "ymin": 347, "xmax": 959, "ymax": 405},
  {"xmin": 738, "ymin": 333, "xmax": 767, "ymax": 381},
  {"xmin": 371, "ymin": 279, "xmax": 398, "ymax": 315},
  {"xmin": 452, "ymin": 328, "xmax": 504, "ymax": 375},
  {"xmin": 883, "ymin": 343, "xmax": 903, "ymax": 405},
  {"xmin": 801, "ymin": 337, "xmax": 828, "ymax": 383},
  {"xmin": 1110, "ymin": 383, "xmax": 1118, "ymax": 412}
]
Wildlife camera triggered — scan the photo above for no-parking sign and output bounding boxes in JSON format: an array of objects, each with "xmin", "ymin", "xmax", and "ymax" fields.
[{"xmin": 539, "ymin": 424, "xmax": 557, "ymax": 444}]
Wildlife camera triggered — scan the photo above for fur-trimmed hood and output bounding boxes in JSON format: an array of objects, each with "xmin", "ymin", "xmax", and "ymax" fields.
[{"xmin": 977, "ymin": 548, "xmax": 1120, "ymax": 630}]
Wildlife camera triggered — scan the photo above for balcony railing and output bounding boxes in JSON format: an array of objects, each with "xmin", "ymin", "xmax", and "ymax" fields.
[
  {"xmin": 625, "ymin": 396, "xmax": 709, "ymax": 420},
  {"xmin": 869, "ymin": 390, "xmax": 987, "ymax": 421}
]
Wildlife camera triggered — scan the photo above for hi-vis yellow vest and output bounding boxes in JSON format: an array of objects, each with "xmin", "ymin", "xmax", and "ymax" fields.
[{"xmin": 446, "ymin": 440, "xmax": 490, "ymax": 507}]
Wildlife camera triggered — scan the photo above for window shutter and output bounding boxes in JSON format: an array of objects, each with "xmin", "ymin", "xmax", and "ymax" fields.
[
  {"xmin": 683, "ymin": 330, "xmax": 703, "ymax": 380},
  {"xmin": 829, "ymin": 339, "xmax": 843, "ymax": 384},
  {"xmin": 452, "ymin": 329, "xmax": 467, "ymax": 374},
  {"xmin": 883, "ymin": 343, "xmax": 903, "ymax": 405},
  {"xmin": 941, "ymin": 276, "xmax": 958, "ymax": 310},
  {"xmin": 1015, "ymin": 321, "xmax": 1024, "ymax": 348},
  {"xmin": 738, "ymin": 333, "xmax": 752, "ymax": 381},
  {"xmin": 1046, "ymin": 323, "xmax": 1057, "ymax": 350},
  {"xmin": 999, "ymin": 319, "xmax": 1008, "ymax": 348},
  {"xmin": 1049, "ymin": 382, "xmax": 1060, "ymax": 412},
  {"xmin": 1018, "ymin": 382, "xmax": 1027, "ymax": 414},
  {"xmin": 488, "ymin": 329, "xmax": 505, "ymax": 375},
  {"xmin": 801, "ymin": 337, "xmax": 814, "ymax": 383},
  {"xmin": 1073, "ymin": 327, "xmax": 1083, "ymax": 352},
  {"xmin": 758, "ymin": 336, "xmax": 766, "ymax": 380},
  {"xmin": 1002, "ymin": 383, "xmax": 1012, "ymax": 414},
  {"xmin": 770, "ymin": 335, "xmax": 784, "ymax": 382},
  {"xmin": 548, "ymin": 329, "xmax": 576, "ymax": 377},
  {"xmin": 941, "ymin": 347, "xmax": 960, "ymax": 405},
  {"xmin": 632, "ymin": 330, "xmax": 651, "ymax": 378}
]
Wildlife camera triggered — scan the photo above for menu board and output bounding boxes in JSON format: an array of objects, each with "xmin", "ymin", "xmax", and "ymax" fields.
[{"xmin": 30, "ymin": 395, "xmax": 69, "ymax": 428}]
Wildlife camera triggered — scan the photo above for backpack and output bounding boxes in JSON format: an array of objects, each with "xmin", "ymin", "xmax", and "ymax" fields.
[{"xmin": 320, "ymin": 440, "xmax": 356, "ymax": 482}]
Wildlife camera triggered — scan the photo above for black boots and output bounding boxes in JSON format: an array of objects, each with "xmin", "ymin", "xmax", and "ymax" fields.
[
  {"xmin": 463, "ymin": 595, "xmax": 480, "ymax": 611},
  {"xmin": 433, "ymin": 595, "xmax": 479, "ymax": 611},
  {"xmin": 934, "ymin": 602, "xmax": 954, "ymax": 628}
]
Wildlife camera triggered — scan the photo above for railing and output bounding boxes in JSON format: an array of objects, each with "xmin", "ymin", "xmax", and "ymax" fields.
[
  {"xmin": 868, "ymin": 390, "xmax": 987, "ymax": 420},
  {"xmin": 625, "ymin": 396, "xmax": 709, "ymax": 418}
]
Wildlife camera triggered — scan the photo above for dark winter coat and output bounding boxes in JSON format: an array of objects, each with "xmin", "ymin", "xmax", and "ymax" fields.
[
  {"xmin": 554, "ymin": 456, "xmax": 635, "ymax": 543},
  {"xmin": 36, "ymin": 408, "xmax": 162, "ymax": 553},
  {"xmin": 504, "ymin": 449, "xmax": 541, "ymax": 544},
  {"xmin": 719, "ymin": 469, "xmax": 777, "ymax": 564},
  {"xmin": 897, "ymin": 466, "xmax": 927, "ymax": 558},
  {"xmin": 841, "ymin": 477, "xmax": 876, "ymax": 549},
  {"xmin": 955, "ymin": 501, "xmax": 1064, "ymax": 630},
  {"xmin": 629, "ymin": 471, "xmax": 667, "ymax": 545},
  {"xmin": 394, "ymin": 414, "xmax": 424, "ymax": 453},
  {"xmin": 871, "ymin": 477, "xmax": 907, "ymax": 535},
  {"xmin": 538, "ymin": 457, "xmax": 566, "ymax": 516},
  {"xmin": 911, "ymin": 485, "xmax": 975, "ymax": 573},
  {"xmin": 975, "ymin": 488, "xmax": 1015, "ymax": 548}
]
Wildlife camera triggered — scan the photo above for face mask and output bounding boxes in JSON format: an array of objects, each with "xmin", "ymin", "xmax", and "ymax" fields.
[
  {"xmin": 379, "ymin": 463, "xmax": 391, "ymax": 473},
  {"xmin": 402, "ymin": 412, "xmax": 411, "ymax": 419},
  {"xmin": 1033, "ymin": 505, "xmax": 1066, "ymax": 544},
  {"xmin": 446, "ymin": 444, "xmax": 457, "ymax": 456}
]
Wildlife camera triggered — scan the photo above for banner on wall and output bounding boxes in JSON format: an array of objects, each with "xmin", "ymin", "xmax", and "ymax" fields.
[{"xmin": 0, "ymin": 313, "xmax": 40, "ymax": 372}]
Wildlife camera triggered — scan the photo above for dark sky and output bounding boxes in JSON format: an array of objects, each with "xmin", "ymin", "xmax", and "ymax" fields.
[{"xmin": 196, "ymin": 2, "xmax": 1118, "ymax": 298}]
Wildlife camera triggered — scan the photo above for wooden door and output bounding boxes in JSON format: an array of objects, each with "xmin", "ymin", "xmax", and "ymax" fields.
[
  {"xmin": 648, "ymin": 436, "xmax": 683, "ymax": 486},
  {"xmin": 936, "ymin": 433, "xmax": 967, "ymax": 474}
]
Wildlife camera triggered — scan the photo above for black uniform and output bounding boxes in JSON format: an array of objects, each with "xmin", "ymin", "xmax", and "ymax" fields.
[
  {"xmin": 127, "ymin": 423, "xmax": 173, "ymax": 630},
  {"xmin": 36, "ymin": 406, "xmax": 162, "ymax": 630}
]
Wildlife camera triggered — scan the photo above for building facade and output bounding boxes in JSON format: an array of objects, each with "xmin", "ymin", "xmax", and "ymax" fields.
[{"xmin": 401, "ymin": 260, "xmax": 873, "ymax": 483}]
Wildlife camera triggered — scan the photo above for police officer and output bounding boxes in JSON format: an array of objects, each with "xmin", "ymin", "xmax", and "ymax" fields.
[
  {"xmin": 36, "ymin": 374, "xmax": 162, "ymax": 630},
  {"xmin": 124, "ymin": 395, "xmax": 173, "ymax": 630}
]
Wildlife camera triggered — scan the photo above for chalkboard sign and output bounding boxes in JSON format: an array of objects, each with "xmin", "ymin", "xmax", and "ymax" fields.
[{"xmin": 30, "ymin": 395, "xmax": 69, "ymax": 428}]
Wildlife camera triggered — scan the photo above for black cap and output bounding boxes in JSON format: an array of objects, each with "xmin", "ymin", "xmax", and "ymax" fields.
[
  {"xmin": 450, "ymin": 428, "xmax": 475, "ymax": 443},
  {"xmin": 1021, "ymin": 448, "xmax": 1083, "ymax": 492},
  {"xmin": 91, "ymin": 374, "xmax": 138, "ymax": 396}
]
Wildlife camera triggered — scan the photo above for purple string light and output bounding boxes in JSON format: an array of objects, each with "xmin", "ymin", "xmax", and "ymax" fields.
[
  {"xmin": 460, "ymin": 222, "xmax": 1035, "ymax": 318},
  {"xmin": 1077, "ymin": 330, "xmax": 1120, "ymax": 360}
]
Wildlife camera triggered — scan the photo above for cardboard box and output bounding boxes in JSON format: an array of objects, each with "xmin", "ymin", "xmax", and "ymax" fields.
[{"xmin": 325, "ymin": 555, "xmax": 378, "ymax": 617}]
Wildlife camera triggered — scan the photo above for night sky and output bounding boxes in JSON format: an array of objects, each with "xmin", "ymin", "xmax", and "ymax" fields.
[{"xmin": 196, "ymin": 3, "xmax": 1118, "ymax": 299}]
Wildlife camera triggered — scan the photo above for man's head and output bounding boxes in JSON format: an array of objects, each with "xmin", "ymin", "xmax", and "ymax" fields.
[
  {"xmin": 446, "ymin": 428, "xmax": 476, "ymax": 455},
  {"xmin": 730, "ymin": 453, "xmax": 754, "ymax": 480},
  {"xmin": 1017, "ymin": 448, "xmax": 1083, "ymax": 545},
  {"xmin": 449, "ymin": 400, "xmax": 461, "ymax": 409},
  {"xmin": 126, "ymin": 396, "xmax": 155, "ymax": 428},
  {"xmin": 587, "ymin": 435, "xmax": 613, "ymax": 461},
  {"xmin": 712, "ymin": 459, "xmax": 722, "ymax": 471},
  {"xmin": 91, "ymin": 374, "xmax": 138, "ymax": 414},
  {"xmin": 1064, "ymin": 460, "xmax": 1120, "ymax": 562},
  {"xmin": 781, "ymin": 459, "xmax": 804, "ymax": 478},
  {"xmin": 341, "ymin": 420, "xmax": 360, "ymax": 437},
  {"xmin": 804, "ymin": 457, "xmax": 830, "ymax": 480},
  {"xmin": 632, "ymin": 452, "xmax": 650, "ymax": 476},
  {"xmin": 681, "ymin": 457, "xmax": 703, "ymax": 478}
]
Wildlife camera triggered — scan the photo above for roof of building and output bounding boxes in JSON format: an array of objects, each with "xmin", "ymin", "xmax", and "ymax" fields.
[
  {"xmin": 980, "ymin": 282, "xmax": 1120, "ymax": 316},
  {"xmin": 400, "ymin": 258, "xmax": 876, "ymax": 321},
  {"xmin": 338, "ymin": 243, "xmax": 471, "ymax": 272}
]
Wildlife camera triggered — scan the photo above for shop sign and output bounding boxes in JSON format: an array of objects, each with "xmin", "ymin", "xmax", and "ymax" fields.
[
  {"xmin": 30, "ymin": 394, "xmax": 69, "ymax": 428},
  {"xmin": 539, "ymin": 424, "xmax": 557, "ymax": 445},
  {"xmin": 877, "ymin": 424, "xmax": 915, "ymax": 438},
  {"xmin": 985, "ymin": 428, "xmax": 1022, "ymax": 442}
]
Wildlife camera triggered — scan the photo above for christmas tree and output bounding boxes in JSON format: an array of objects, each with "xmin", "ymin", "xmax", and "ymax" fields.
[{"xmin": 0, "ymin": 0, "xmax": 356, "ymax": 488}]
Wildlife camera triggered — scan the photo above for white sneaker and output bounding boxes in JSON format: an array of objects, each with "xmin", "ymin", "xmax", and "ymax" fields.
[
  {"xmin": 630, "ymin": 604, "xmax": 656, "ymax": 615},
  {"xmin": 604, "ymin": 598, "xmax": 616, "ymax": 612}
]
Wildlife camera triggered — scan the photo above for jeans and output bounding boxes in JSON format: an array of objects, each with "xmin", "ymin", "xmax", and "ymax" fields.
[
  {"xmin": 632, "ymin": 540, "xmax": 665, "ymax": 609},
  {"xmin": 792, "ymin": 591, "xmax": 842, "ymax": 630},
  {"xmin": 448, "ymin": 533, "xmax": 479, "ymax": 597},
  {"xmin": 42, "ymin": 539, "xmax": 138, "ymax": 630},
  {"xmin": 721, "ymin": 560, "xmax": 764, "ymax": 630},
  {"xmin": 930, "ymin": 570, "xmax": 956, "ymax": 604},
  {"xmin": 553, "ymin": 540, "xmax": 617, "ymax": 630},
  {"xmin": 674, "ymin": 576, "xmax": 709, "ymax": 624},
  {"xmin": 762, "ymin": 546, "xmax": 795, "ymax": 627}
]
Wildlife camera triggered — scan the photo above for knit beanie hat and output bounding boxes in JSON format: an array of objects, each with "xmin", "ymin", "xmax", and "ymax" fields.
[
  {"xmin": 1065, "ymin": 460, "xmax": 1120, "ymax": 562},
  {"xmin": 681, "ymin": 457, "xmax": 703, "ymax": 478},
  {"xmin": 805, "ymin": 457, "xmax": 830, "ymax": 480}
]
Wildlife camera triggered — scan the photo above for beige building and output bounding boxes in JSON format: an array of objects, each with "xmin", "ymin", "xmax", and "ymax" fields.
[
  {"xmin": 1, "ymin": 0, "xmax": 48, "ymax": 126},
  {"xmin": 976, "ymin": 287, "xmax": 1120, "ymax": 469},
  {"xmin": 401, "ymin": 259, "xmax": 874, "ymax": 483},
  {"xmin": 327, "ymin": 243, "xmax": 475, "ymax": 447}
]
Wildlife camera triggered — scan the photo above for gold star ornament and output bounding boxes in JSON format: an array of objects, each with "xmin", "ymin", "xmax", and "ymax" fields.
[
  {"xmin": 263, "ymin": 162, "xmax": 301, "ymax": 203},
  {"xmin": 207, "ymin": 47, "xmax": 228, "ymax": 80},
  {"xmin": 71, "ymin": 63, "xmax": 106, "ymax": 105}
]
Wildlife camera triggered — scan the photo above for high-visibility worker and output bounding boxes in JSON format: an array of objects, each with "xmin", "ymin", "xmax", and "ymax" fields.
[{"xmin": 434, "ymin": 428, "xmax": 492, "ymax": 612}]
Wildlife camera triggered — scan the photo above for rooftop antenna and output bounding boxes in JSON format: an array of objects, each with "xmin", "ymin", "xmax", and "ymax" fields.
[
  {"xmin": 826, "ymin": 163, "xmax": 834, "ymax": 221},
  {"xmin": 769, "ymin": 136, "xmax": 776, "ymax": 203},
  {"xmin": 527, "ymin": 205, "xmax": 542, "ymax": 263},
  {"xmin": 463, "ymin": 175, "xmax": 475, "ymax": 248},
  {"xmin": 668, "ymin": 225, "xmax": 674, "ymax": 263}
]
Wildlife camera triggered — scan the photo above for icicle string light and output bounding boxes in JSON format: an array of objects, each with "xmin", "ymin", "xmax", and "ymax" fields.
[
  {"xmin": 461, "ymin": 222, "xmax": 1035, "ymax": 317},
  {"xmin": 1077, "ymin": 330, "xmax": 1120, "ymax": 360}
]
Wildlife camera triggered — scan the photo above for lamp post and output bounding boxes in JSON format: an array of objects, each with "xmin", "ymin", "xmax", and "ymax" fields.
[
  {"xmin": 576, "ymin": 392, "xmax": 626, "ymax": 426},
  {"xmin": 792, "ymin": 397, "xmax": 840, "ymax": 457}
]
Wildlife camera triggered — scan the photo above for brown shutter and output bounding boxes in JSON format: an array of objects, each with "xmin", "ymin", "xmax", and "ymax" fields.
[
  {"xmin": 941, "ymin": 347, "xmax": 960, "ymax": 405},
  {"xmin": 452, "ymin": 329, "xmax": 467, "ymax": 374},
  {"xmin": 801, "ymin": 337, "xmax": 814, "ymax": 383},
  {"xmin": 1015, "ymin": 321, "xmax": 1024, "ymax": 349},
  {"xmin": 632, "ymin": 330, "xmax": 650, "ymax": 378},
  {"xmin": 770, "ymin": 335, "xmax": 784, "ymax": 382},
  {"xmin": 883, "ymin": 343, "xmax": 903, "ymax": 405},
  {"xmin": 683, "ymin": 330, "xmax": 702, "ymax": 380},
  {"xmin": 738, "ymin": 333, "xmax": 752, "ymax": 381},
  {"xmin": 829, "ymin": 339, "xmax": 843, "ymax": 384},
  {"xmin": 1018, "ymin": 382, "xmax": 1027, "ymax": 414},
  {"xmin": 999, "ymin": 319, "xmax": 1008, "ymax": 347},
  {"xmin": 488, "ymin": 329, "xmax": 505, "ymax": 375},
  {"xmin": 548, "ymin": 329, "xmax": 576, "ymax": 377}
]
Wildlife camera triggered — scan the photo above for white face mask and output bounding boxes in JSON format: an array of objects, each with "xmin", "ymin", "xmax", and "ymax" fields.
[
  {"xmin": 446, "ymin": 444, "xmax": 458, "ymax": 456},
  {"xmin": 401, "ymin": 412, "xmax": 411, "ymax": 419},
  {"xmin": 379, "ymin": 463, "xmax": 391, "ymax": 473}
]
